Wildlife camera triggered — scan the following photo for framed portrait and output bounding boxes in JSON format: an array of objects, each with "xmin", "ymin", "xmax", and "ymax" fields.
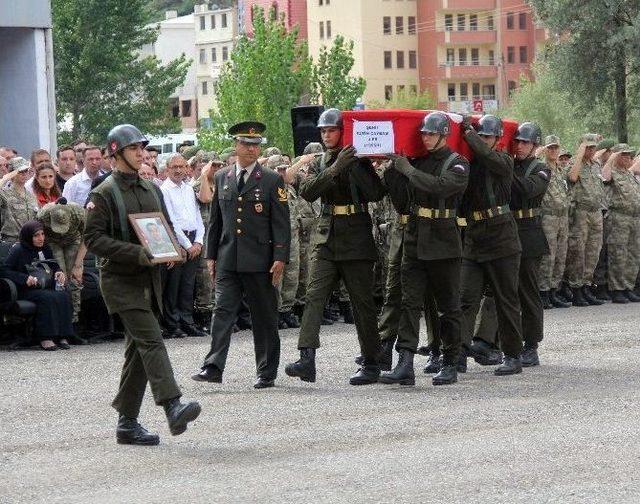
[{"xmin": 128, "ymin": 212, "xmax": 184, "ymax": 264}]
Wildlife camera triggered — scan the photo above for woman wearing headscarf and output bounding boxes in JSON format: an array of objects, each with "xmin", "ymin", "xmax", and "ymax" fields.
[{"xmin": 1, "ymin": 220, "xmax": 74, "ymax": 350}]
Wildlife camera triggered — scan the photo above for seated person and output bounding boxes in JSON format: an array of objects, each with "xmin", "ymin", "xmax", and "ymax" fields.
[{"xmin": 1, "ymin": 220, "xmax": 74, "ymax": 350}]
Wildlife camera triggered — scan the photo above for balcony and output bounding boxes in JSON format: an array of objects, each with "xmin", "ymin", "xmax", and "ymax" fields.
[
  {"xmin": 438, "ymin": 63, "xmax": 498, "ymax": 79},
  {"xmin": 444, "ymin": 0, "xmax": 496, "ymax": 9},
  {"xmin": 440, "ymin": 29, "xmax": 497, "ymax": 45},
  {"xmin": 445, "ymin": 97, "xmax": 499, "ymax": 114}
]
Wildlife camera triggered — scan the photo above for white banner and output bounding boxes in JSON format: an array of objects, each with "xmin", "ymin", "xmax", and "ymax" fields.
[{"xmin": 352, "ymin": 120, "xmax": 395, "ymax": 155}]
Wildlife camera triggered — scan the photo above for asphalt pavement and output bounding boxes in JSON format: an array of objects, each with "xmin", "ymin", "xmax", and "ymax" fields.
[{"xmin": 1, "ymin": 302, "xmax": 640, "ymax": 503}]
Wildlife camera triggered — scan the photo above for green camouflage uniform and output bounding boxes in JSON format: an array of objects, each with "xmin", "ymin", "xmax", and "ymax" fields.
[
  {"xmin": 277, "ymin": 183, "xmax": 301, "ymax": 312},
  {"xmin": 191, "ymin": 177, "xmax": 214, "ymax": 311},
  {"xmin": 0, "ymin": 186, "xmax": 38, "ymax": 242},
  {"xmin": 296, "ymin": 197, "xmax": 321, "ymax": 304}
]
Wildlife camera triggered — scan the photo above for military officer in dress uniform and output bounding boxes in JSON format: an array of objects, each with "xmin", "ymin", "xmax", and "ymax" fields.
[
  {"xmin": 84, "ymin": 124, "xmax": 201, "ymax": 446},
  {"xmin": 379, "ymin": 112, "xmax": 469, "ymax": 386},
  {"xmin": 191, "ymin": 122, "xmax": 291, "ymax": 389},
  {"xmin": 284, "ymin": 108, "xmax": 386, "ymax": 385}
]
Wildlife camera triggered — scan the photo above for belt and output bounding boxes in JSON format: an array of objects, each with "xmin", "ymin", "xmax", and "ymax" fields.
[
  {"xmin": 513, "ymin": 208, "xmax": 541, "ymax": 219},
  {"xmin": 321, "ymin": 203, "xmax": 367, "ymax": 216},
  {"xmin": 415, "ymin": 207, "xmax": 456, "ymax": 219},
  {"xmin": 469, "ymin": 205, "xmax": 511, "ymax": 221},
  {"xmin": 398, "ymin": 214, "xmax": 409, "ymax": 225}
]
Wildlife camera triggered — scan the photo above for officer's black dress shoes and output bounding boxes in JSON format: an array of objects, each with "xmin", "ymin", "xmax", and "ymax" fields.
[
  {"xmin": 521, "ymin": 347, "xmax": 540, "ymax": 367},
  {"xmin": 285, "ymin": 348, "xmax": 316, "ymax": 382},
  {"xmin": 432, "ymin": 365, "xmax": 457, "ymax": 385},
  {"xmin": 254, "ymin": 378, "xmax": 275, "ymax": 389},
  {"xmin": 191, "ymin": 365, "xmax": 223, "ymax": 383},
  {"xmin": 349, "ymin": 364, "xmax": 380, "ymax": 385},
  {"xmin": 116, "ymin": 416, "xmax": 160, "ymax": 446},
  {"xmin": 494, "ymin": 356, "xmax": 523, "ymax": 376},
  {"xmin": 163, "ymin": 398, "xmax": 202, "ymax": 436}
]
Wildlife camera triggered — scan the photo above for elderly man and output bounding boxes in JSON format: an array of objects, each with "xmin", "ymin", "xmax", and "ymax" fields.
[
  {"xmin": 63, "ymin": 145, "xmax": 102, "ymax": 206},
  {"xmin": 161, "ymin": 153, "xmax": 206, "ymax": 338}
]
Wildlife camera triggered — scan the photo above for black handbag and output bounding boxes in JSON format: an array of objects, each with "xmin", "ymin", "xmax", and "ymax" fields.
[{"xmin": 25, "ymin": 259, "xmax": 57, "ymax": 290}]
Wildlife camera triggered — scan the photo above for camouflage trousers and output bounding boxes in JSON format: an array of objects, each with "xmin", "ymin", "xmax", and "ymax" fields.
[
  {"xmin": 538, "ymin": 213, "xmax": 569, "ymax": 290},
  {"xmin": 296, "ymin": 227, "xmax": 312, "ymax": 305},
  {"xmin": 593, "ymin": 212, "xmax": 611, "ymax": 287},
  {"xmin": 277, "ymin": 228, "xmax": 300, "ymax": 312},
  {"xmin": 194, "ymin": 254, "xmax": 214, "ymax": 312},
  {"xmin": 565, "ymin": 209, "xmax": 603, "ymax": 288},
  {"xmin": 607, "ymin": 211, "xmax": 640, "ymax": 290},
  {"xmin": 49, "ymin": 241, "xmax": 82, "ymax": 323}
]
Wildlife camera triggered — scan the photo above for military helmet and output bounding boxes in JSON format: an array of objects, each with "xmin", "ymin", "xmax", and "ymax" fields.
[
  {"xmin": 476, "ymin": 115, "xmax": 503, "ymax": 137},
  {"xmin": 107, "ymin": 124, "xmax": 148, "ymax": 156},
  {"xmin": 317, "ymin": 108, "xmax": 343, "ymax": 129},
  {"xmin": 420, "ymin": 112, "xmax": 450, "ymax": 135},
  {"xmin": 303, "ymin": 142, "xmax": 324, "ymax": 155},
  {"xmin": 514, "ymin": 122, "xmax": 542, "ymax": 145}
]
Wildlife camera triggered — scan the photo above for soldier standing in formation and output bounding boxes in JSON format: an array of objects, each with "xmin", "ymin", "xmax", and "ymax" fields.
[{"xmin": 285, "ymin": 108, "xmax": 386, "ymax": 385}]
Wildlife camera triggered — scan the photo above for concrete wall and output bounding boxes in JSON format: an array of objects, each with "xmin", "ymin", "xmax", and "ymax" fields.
[{"xmin": 0, "ymin": 0, "xmax": 52, "ymax": 28}]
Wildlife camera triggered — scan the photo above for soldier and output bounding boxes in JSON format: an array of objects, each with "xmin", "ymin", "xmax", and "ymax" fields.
[
  {"xmin": 538, "ymin": 135, "xmax": 572, "ymax": 309},
  {"xmin": 601, "ymin": 145, "xmax": 640, "ymax": 303},
  {"xmin": 459, "ymin": 115, "xmax": 524, "ymax": 376},
  {"xmin": 191, "ymin": 122, "xmax": 291, "ymax": 389},
  {"xmin": 564, "ymin": 134, "xmax": 606, "ymax": 307},
  {"xmin": 0, "ymin": 157, "xmax": 38, "ymax": 242},
  {"xmin": 380, "ymin": 112, "xmax": 468, "ymax": 386},
  {"xmin": 84, "ymin": 124, "xmax": 201, "ymax": 445},
  {"xmin": 284, "ymin": 108, "xmax": 386, "ymax": 385}
]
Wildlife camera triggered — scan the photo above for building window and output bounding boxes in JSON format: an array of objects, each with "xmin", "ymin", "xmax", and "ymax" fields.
[
  {"xmin": 319, "ymin": 21, "xmax": 324, "ymax": 38},
  {"xmin": 211, "ymin": 15, "xmax": 216, "ymax": 29},
  {"xmin": 457, "ymin": 14, "xmax": 465, "ymax": 31},
  {"xmin": 202, "ymin": 81, "xmax": 208, "ymax": 95},
  {"xmin": 472, "ymin": 82, "xmax": 480, "ymax": 99},
  {"xmin": 444, "ymin": 14, "xmax": 453, "ymax": 31},
  {"xmin": 489, "ymin": 50, "xmax": 495, "ymax": 65},
  {"xmin": 384, "ymin": 51, "xmax": 392, "ymax": 69},
  {"xmin": 410, "ymin": 84, "xmax": 417, "ymax": 94},
  {"xmin": 326, "ymin": 20, "xmax": 332, "ymax": 38},
  {"xmin": 182, "ymin": 100, "xmax": 192, "ymax": 117},
  {"xmin": 397, "ymin": 51, "xmax": 405, "ymax": 69},
  {"xmin": 460, "ymin": 83, "xmax": 468, "ymax": 101},
  {"xmin": 507, "ymin": 46, "xmax": 515, "ymax": 64},
  {"xmin": 487, "ymin": 14, "xmax": 494, "ymax": 31},
  {"xmin": 383, "ymin": 16, "xmax": 391, "ymax": 35},
  {"xmin": 470, "ymin": 14, "xmax": 478, "ymax": 31},
  {"xmin": 199, "ymin": 48, "xmax": 206, "ymax": 64},
  {"xmin": 409, "ymin": 50, "xmax": 417, "ymax": 69},
  {"xmin": 408, "ymin": 16, "xmax": 416, "ymax": 34},
  {"xmin": 483, "ymin": 84, "xmax": 496, "ymax": 100},
  {"xmin": 459, "ymin": 48, "xmax": 467, "ymax": 66},
  {"xmin": 326, "ymin": 0, "xmax": 330, "ymax": 4},
  {"xmin": 396, "ymin": 16, "xmax": 404, "ymax": 34},
  {"xmin": 319, "ymin": 0, "xmax": 323, "ymax": 4},
  {"xmin": 222, "ymin": 46, "xmax": 228, "ymax": 61},
  {"xmin": 398, "ymin": 85, "xmax": 405, "ymax": 94},
  {"xmin": 448, "ymin": 83, "xmax": 456, "ymax": 100},
  {"xmin": 519, "ymin": 12, "xmax": 527, "ymax": 29},
  {"xmin": 211, "ymin": 47, "xmax": 217, "ymax": 63},
  {"xmin": 446, "ymin": 48, "xmax": 455, "ymax": 65},
  {"xmin": 200, "ymin": 16, "xmax": 205, "ymax": 30},
  {"xmin": 385, "ymin": 85, "xmax": 393, "ymax": 101},
  {"xmin": 222, "ymin": 13, "xmax": 227, "ymax": 28},
  {"xmin": 507, "ymin": 12, "xmax": 514, "ymax": 29},
  {"xmin": 508, "ymin": 80, "xmax": 517, "ymax": 96},
  {"xmin": 520, "ymin": 46, "xmax": 528, "ymax": 63},
  {"xmin": 471, "ymin": 48, "xmax": 479, "ymax": 65}
]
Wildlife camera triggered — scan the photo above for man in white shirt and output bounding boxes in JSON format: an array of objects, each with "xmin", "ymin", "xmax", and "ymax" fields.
[
  {"xmin": 161, "ymin": 154, "xmax": 206, "ymax": 338},
  {"xmin": 62, "ymin": 145, "xmax": 102, "ymax": 206}
]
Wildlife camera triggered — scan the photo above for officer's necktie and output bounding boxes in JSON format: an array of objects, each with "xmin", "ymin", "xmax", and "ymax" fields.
[{"xmin": 237, "ymin": 169, "xmax": 247, "ymax": 193}]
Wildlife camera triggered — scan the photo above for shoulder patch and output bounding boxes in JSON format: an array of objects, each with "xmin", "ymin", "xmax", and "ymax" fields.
[{"xmin": 277, "ymin": 186, "xmax": 288, "ymax": 202}]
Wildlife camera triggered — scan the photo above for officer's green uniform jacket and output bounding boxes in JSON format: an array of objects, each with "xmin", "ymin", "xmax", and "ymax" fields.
[
  {"xmin": 84, "ymin": 171, "xmax": 172, "ymax": 314},
  {"xmin": 300, "ymin": 150, "xmax": 386, "ymax": 261}
]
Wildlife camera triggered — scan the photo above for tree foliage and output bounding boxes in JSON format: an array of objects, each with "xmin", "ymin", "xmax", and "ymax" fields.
[{"xmin": 53, "ymin": 0, "xmax": 190, "ymax": 143}]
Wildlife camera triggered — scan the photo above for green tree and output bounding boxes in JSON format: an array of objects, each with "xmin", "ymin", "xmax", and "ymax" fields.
[
  {"xmin": 198, "ymin": 6, "xmax": 312, "ymax": 154},
  {"xmin": 368, "ymin": 90, "xmax": 436, "ymax": 111},
  {"xmin": 53, "ymin": 0, "xmax": 190, "ymax": 143},
  {"xmin": 529, "ymin": 0, "xmax": 640, "ymax": 142},
  {"xmin": 310, "ymin": 35, "xmax": 366, "ymax": 110}
]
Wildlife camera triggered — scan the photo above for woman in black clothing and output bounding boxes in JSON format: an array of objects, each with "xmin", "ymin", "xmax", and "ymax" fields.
[{"xmin": 2, "ymin": 220, "xmax": 74, "ymax": 350}]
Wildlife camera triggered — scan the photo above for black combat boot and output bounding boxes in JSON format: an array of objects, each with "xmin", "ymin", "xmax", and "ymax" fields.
[
  {"xmin": 278, "ymin": 313, "xmax": 288, "ymax": 330},
  {"xmin": 339, "ymin": 301, "xmax": 355, "ymax": 324},
  {"xmin": 571, "ymin": 287, "xmax": 589, "ymax": 307},
  {"xmin": 355, "ymin": 339, "xmax": 394, "ymax": 370},
  {"xmin": 432, "ymin": 364, "xmax": 457, "ymax": 385},
  {"xmin": 349, "ymin": 363, "xmax": 381, "ymax": 385},
  {"xmin": 594, "ymin": 284, "xmax": 611, "ymax": 302},
  {"xmin": 457, "ymin": 352, "xmax": 467, "ymax": 373},
  {"xmin": 558, "ymin": 283, "xmax": 573, "ymax": 303},
  {"xmin": 423, "ymin": 352, "xmax": 442, "ymax": 374},
  {"xmin": 612, "ymin": 290, "xmax": 630, "ymax": 304},
  {"xmin": 379, "ymin": 350, "xmax": 415, "ymax": 385},
  {"xmin": 321, "ymin": 306, "xmax": 334, "ymax": 326},
  {"xmin": 281, "ymin": 310, "xmax": 301, "ymax": 328},
  {"xmin": 116, "ymin": 415, "xmax": 160, "ymax": 446},
  {"xmin": 284, "ymin": 348, "xmax": 316, "ymax": 382},
  {"xmin": 624, "ymin": 289, "xmax": 640, "ymax": 302},
  {"xmin": 162, "ymin": 398, "xmax": 202, "ymax": 436},
  {"xmin": 549, "ymin": 289, "xmax": 571, "ymax": 308},
  {"xmin": 494, "ymin": 356, "xmax": 523, "ymax": 376},
  {"xmin": 540, "ymin": 291, "xmax": 554, "ymax": 310},
  {"xmin": 582, "ymin": 286, "xmax": 604, "ymax": 306},
  {"xmin": 469, "ymin": 339, "xmax": 503, "ymax": 365},
  {"xmin": 521, "ymin": 346, "xmax": 540, "ymax": 367}
]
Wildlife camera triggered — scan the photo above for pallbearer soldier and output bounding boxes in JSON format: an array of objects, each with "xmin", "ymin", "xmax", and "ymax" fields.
[
  {"xmin": 284, "ymin": 108, "xmax": 387, "ymax": 385},
  {"xmin": 84, "ymin": 124, "xmax": 201, "ymax": 446},
  {"xmin": 459, "ymin": 115, "xmax": 524, "ymax": 375},
  {"xmin": 380, "ymin": 112, "xmax": 469, "ymax": 386}
]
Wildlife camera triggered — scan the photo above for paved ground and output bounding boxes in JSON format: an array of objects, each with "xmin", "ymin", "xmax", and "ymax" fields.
[{"xmin": 2, "ymin": 302, "xmax": 640, "ymax": 504}]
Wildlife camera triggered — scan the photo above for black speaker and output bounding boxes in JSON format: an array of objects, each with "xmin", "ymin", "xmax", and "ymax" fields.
[{"xmin": 291, "ymin": 105, "xmax": 324, "ymax": 157}]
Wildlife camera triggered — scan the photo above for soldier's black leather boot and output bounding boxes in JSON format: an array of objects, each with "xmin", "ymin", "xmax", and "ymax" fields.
[
  {"xmin": 550, "ymin": 289, "xmax": 571, "ymax": 308},
  {"xmin": 583, "ymin": 286, "xmax": 604, "ymax": 306},
  {"xmin": 521, "ymin": 346, "xmax": 540, "ymax": 367},
  {"xmin": 432, "ymin": 364, "xmax": 457, "ymax": 385},
  {"xmin": 281, "ymin": 310, "xmax": 301, "ymax": 328},
  {"xmin": 378, "ymin": 339, "xmax": 394, "ymax": 371},
  {"xmin": 612, "ymin": 290, "xmax": 630, "ymax": 304},
  {"xmin": 624, "ymin": 289, "xmax": 640, "ymax": 302},
  {"xmin": 457, "ymin": 352, "xmax": 467, "ymax": 373},
  {"xmin": 558, "ymin": 283, "xmax": 573, "ymax": 302},
  {"xmin": 339, "ymin": 301, "xmax": 355, "ymax": 324},
  {"xmin": 379, "ymin": 350, "xmax": 415, "ymax": 385},
  {"xmin": 571, "ymin": 287, "xmax": 589, "ymax": 307},
  {"xmin": 321, "ymin": 307, "xmax": 334, "ymax": 326},
  {"xmin": 540, "ymin": 291, "xmax": 553, "ymax": 309},
  {"xmin": 285, "ymin": 348, "xmax": 316, "ymax": 382},
  {"xmin": 116, "ymin": 415, "xmax": 160, "ymax": 446},
  {"xmin": 594, "ymin": 284, "xmax": 611, "ymax": 301},
  {"xmin": 423, "ymin": 352, "xmax": 442, "ymax": 374},
  {"xmin": 470, "ymin": 339, "xmax": 503, "ymax": 365},
  {"xmin": 349, "ymin": 363, "xmax": 381, "ymax": 385},
  {"xmin": 163, "ymin": 398, "xmax": 202, "ymax": 436},
  {"xmin": 494, "ymin": 356, "xmax": 523, "ymax": 376}
]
